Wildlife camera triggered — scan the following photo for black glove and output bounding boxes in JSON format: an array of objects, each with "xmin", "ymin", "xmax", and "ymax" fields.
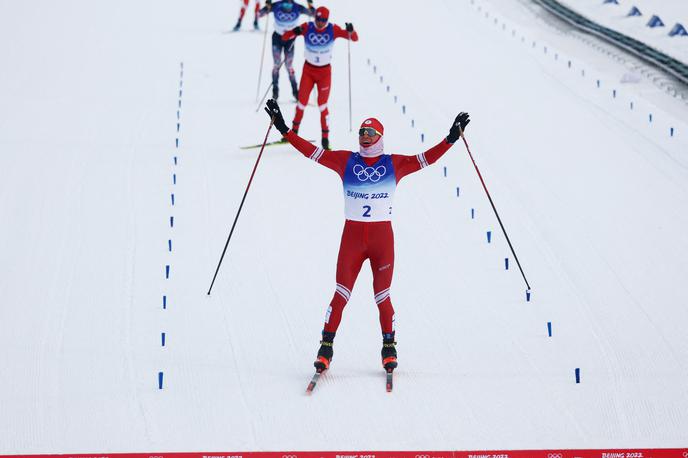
[
  {"xmin": 345, "ymin": 22, "xmax": 354, "ymax": 33},
  {"xmin": 265, "ymin": 98, "xmax": 289, "ymax": 135},
  {"xmin": 446, "ymin": 112, "xmax": 470, "ymax": 144},
  {"xmin": 292, "ymin": 26, "xmax": 302, "ymax": 36}
]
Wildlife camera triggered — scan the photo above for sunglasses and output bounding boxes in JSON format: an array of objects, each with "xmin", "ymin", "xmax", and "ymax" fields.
[
  {"xmin": 359, "ymin": 127, "xmax": 382, "ymax": 137},
  {"xmin": 315, "ymin": 16, "xmax": 328, "ymax": 22}
]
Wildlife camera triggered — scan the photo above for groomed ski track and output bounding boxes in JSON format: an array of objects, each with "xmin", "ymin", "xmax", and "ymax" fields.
[{"xmin": 0, "ymin": 0, "xmax": 687, "ymax": 454}]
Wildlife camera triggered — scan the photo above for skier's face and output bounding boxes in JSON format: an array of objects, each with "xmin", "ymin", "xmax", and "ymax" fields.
[{"xmin": 359, "ymin": 128, "xmax": 381, "ymax": 147}]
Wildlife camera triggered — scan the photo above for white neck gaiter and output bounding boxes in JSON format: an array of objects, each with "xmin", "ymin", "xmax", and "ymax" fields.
[{"xmin": 359, "ymin": 138, "xmax": 384, "ymax": 157}]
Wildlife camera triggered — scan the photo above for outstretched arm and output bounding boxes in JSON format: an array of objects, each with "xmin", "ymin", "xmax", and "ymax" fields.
[
  {"xmin": 264, "ymin": 99, "xmax": 348, "ymax": 177},
  {"xmin": 334, "ymin": 23, "xmax": 359, "ymax": 41},
  {"xmin": 283, "ymin": 23, "xmax": 307, "ymax": 41},
  {"xmin": 393, "ymin": 112, "xmax": 471, "ymax": 181}
]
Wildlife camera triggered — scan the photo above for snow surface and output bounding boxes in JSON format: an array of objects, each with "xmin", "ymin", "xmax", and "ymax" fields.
[
  {"xmin": 557, "ymin": 0, "xmax": 688, "ymax": 63},
  {"xmin": 1, "ymin": 0, "xmax": 688, "ymax": 453}
]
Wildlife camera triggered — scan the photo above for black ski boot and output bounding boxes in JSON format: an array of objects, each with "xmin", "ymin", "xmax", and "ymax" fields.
[
  {"xmin": 381, "ymin": 332, "xmax": 397, "ymax": 371},
  {"xmin": 253, "ymin": 19, "xmax": 259, "ymax": 30},
  {"xmin": 321, "ymin": 137, "xmax": 330, "ymax": 150},
  {"xmin": 314, "ymin": 331, "xmax": 335, "ymax": 371},
  {"xmin": 232, "ymin": 19, "xmax": 241, "ymax": 31}
]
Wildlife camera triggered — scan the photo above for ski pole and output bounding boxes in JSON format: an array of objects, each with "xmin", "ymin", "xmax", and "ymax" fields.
[
  {"xmin": 255, "ymin": 12, "xmax": 270, "ymax": 102},
  {"xmin": 347, "ymin": 32, "xmax": 353, "ymax": 132},
  {"xmin": 207, "ymin": 117, "xmax": 275, "ymax": 295},
  {"xmin": 255, "ymin": 41, "xmax": 295, "ymax": 112},
  {"xmin": 459, "ymin": 129, "xmax": 532, "ymax": 291}
]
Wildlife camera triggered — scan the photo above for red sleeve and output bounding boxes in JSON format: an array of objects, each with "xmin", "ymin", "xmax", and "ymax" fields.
[
  {"xmin": 392, "ymin": 139, "xmax": 453, "ymax": 182},
  {"xmin": 333, "ymin": 24, "xmax": 359, "ymax": 41},
  {"xmin": 282, "ymin": 23, "xmax": 308, "ymax": 41},
  {"xmin": 285, "ymin": 130, "xmax": 349, "ymax": 178}
]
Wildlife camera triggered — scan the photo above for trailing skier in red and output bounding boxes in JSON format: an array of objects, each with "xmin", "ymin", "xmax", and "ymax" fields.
[
  {"xmin": 282, "ymin": 6, "xmax": 358, "ymax": 150},
  {"xmin": 264, "ymin": 99, "xmax": 471, "ymax": 386},
  {"xmin": 233, "ymin": 0, "xmax": 261, "ymax": 31}
]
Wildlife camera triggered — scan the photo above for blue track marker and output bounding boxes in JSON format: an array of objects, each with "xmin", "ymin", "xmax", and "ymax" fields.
[
  {"xmin": 402, "ymin": 105, "xmax": 406, "ymax": 114},
  {"xmin": 505, "ymin": 258, "xmax": 509, "ymax": 270},
  {"xmin": 411, "ymin": 119, "xmax": 415, "ymax": 127},
  {"xmin": 547, "ymin": 322, "xmax": 552, "ymax": 337},
  {"xmin": 575, "ymin": 368, "xmax": 581, "ymax": 383},
  {"xmin": 158, "ymin": 372, "xmax": 164, "ymax": 389},
  {"xmin": 471, "ymin": 208, "xmax": 475, "ymax": 219},
  {"xmin": 456, "ymin": 187, "xmax": 460, "ymax": 197},
  {"xmin": 170, "ymin": 216, "xmax": 174, "ymax": 228},
  {"xmin": 162, "ymin": 332, "xmax": 166, "ymax": 347},
  {"xmin": 174, "ymin": 156, "xmax": 178, "ymax": 165},
  {"xmin": 168, "ymin": 240, "xmax": 172, "ymax": 252},
  {"xmin": 421, "ymin": 133, "xmax": 424, "ymax": 143},
  {"xmin": 175, "ymin": 138, "xmax": 179, "ymax": 148},
  {"xmin": 165, "ymin": 265, "xmax": 170, "ymax": 279},
  {"xmin": 173, "ymin": 174, "xmax": 176, "ymax": 185},
  {"xmin": 171, "ymin": 194, "xmax": 175, "ymax": 206},
  {"xmin": 670, "ymin": 127, "xmax": 674, "ymax": 137},
  {"xmin": 649, "ymin": 113, "xmax": 653, "ymax": 122},
  {"xmin": 487, "ymin": 231, "xmax": 492, "ymax": 243},
  {"xmin": 443, "ymin": 166, "xmax": 447, "ymax": 177},
  {"xmin": 163, "ymin": 295, "xmax": 167, "ymax": 309},
  {"xmin": 526, "ymin": 289, "xmax": 531, "ymax": 302}
]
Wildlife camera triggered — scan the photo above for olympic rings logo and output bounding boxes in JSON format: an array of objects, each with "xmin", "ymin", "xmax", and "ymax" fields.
[
  {"xmin": 276, "ymin": 11, "xmax": 297, "ymax": 21},
  {"xmin": 682, "ymin": 452, "xmax": 688, "ymax": 458},
  {"xmin": 308, "ymin": 33, "xmax": 331, "ymax": 45},
  {"xmin": 547, "ymin": 454, "xmax": 563, "ymax": 458},
  {"xmin": 353, "ymin": 164, "xmax": 387, "ymax": 182},
  {"xmin": 415, "ymin": 455, "xmax": 430, "ymax": 458},
  {"xmin": 282, "ymin": 455, "xmax": 297, "ymax": 458}
]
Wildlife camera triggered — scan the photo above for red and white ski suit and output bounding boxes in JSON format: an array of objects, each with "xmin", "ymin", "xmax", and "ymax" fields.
[
  {"xmin": 285, "ymin": 131, "xmax": 454, "ymax": 334},
  {"xmin": 282, "ymin": 23, "xmax": 358, "ymax": 139}
]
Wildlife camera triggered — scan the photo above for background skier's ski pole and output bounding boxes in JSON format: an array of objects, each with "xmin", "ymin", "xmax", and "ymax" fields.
[
  {"xmin": 460, "ymin": 129, "xmax": 532, "ymax": 291},
  {"xmin": 347, "ymin": 31, "xmax": 352, "ymax": 132},
  {"xmin": 255, "ymin": 41, "xmax": 295, "ymax": 112},
  {"xmin": 207, "ymin": 118, "xmax": 275, "ymax": 295},
  {"xmin": 255, "ymin": 13, "xmax": 270, "ymax": 102}
]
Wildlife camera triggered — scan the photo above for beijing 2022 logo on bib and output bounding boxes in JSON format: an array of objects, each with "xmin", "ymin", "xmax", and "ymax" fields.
[{"xmin": 353, "ymin": 164, "xmax": 387, "ymax": 182}]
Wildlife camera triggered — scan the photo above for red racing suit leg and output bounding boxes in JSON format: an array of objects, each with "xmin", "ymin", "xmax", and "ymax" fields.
[
  {"xmin": 292, "ymin": 63, "xmax": 317, "ymax": 133},
  {"xmin": 323, "ymin": 220, "xmax": 395, "ymax": 335},
  {"xmin": 315, "ymin": 65, "xmax": 332, "ymax": 140}
]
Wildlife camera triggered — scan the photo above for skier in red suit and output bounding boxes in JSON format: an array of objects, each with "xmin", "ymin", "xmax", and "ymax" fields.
[
  {"xmin": 264, "ymin": 99, "xmax": 471, "ymax": 373},
  {"xmin": 282, "ymin": 6, "xmax": 358, "ymax": 150},
  {"xmin": 233, "ymin": 0, "xmax": 261, "ymax": 31}
]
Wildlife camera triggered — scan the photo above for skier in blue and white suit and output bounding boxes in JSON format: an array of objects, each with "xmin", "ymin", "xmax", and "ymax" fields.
[{"xmin": 259, "ymin": 0, "xmax": 314, "ymax": 101}]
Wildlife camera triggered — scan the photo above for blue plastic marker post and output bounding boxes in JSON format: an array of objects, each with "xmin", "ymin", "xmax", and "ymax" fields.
[
  {"xmin": 443, "ymin": 166, "xmax": 447, "ymax": 177},
  {"xmin": 526, "ymin": 289, "xmax": 531, "ymax": 302},
  {"xmin": 178, "ymin": 99, "xmax": 182, "ymax": 108},
  {"xmin": 386, "ymin": 85, "xmax": 390, "ymax": 92},
  {"xmin": 597, "ymin": 80, "xmax": 600, "ymax": 88},
  {"xmin": 670, "ymin": 127, "xmax": 674, "ymax": 137},
  {"xmin": 649, "ymin": 113, "xmax": 653, "ymax": 122},
  {"xmin": 380, "ymin": 75, "xmax": 383, "ymax": 83},
  {"xmin": 581, "ymin": 69, "xmax": 585, "ymax": 77},
  {"xmin": 173, "ymin": 173, "xmax": 176, "ymax": 185},
  {"xmin": 158, "ymin": 372, "xmax": 164, "ymax": 389},
  {"xmin": 165, "ymin": 265, "xmax": 170, "ymax": 279},
  {"xmin": 174, "ymin": 156, "xmax": 177, "ymax": 165},
  {"xmin": 532, "ymin": 41, "xmax": 536, "ymax": 48},
  {"xmin": 421, "ymin": 133, "xmax": 425, "ymax": 143},
  {"xmin": 630, "ymin": 101, "xmax": 634, "ymax": 110},
  {"xmin": 613, "ymin": 89, "xmax": 616, "ymax": 98},
  {"xmin": 161, "ymin": 332, "xmax": 166, "ymax": 347},
  {"xmin": 487, "ymin": 231, "xmax": 492, "ymax": 243},
  {"xmin": 456, "ymin": 187, "xmax": 460, "ymax": 197},
  {"xmin": 180, "ymin": 80, "xmax": 183, "ymax": 88},
  {"xmin": 471, "ymin": 208, "xmax": 475, "ymax": 219},
  {"xmin": 177, "ymin": 110, "xmax": 180, "ymax": 119},
  {"xmin": 402, "ymin": 105, "xmax": 406, "ymax": 114},
  {"xmin": 505, "ymin": 258, "xmax": 509, "ymax": 270},
  {"xmin": 575, "ymin": 368, "xmax": 580, "ymax": 383},
  {"xmin": 168, "ymin": 239, "xmax": 172, "ymax": 252},
  {"xmin": 175, "ymin": 138, "xmax": 179, "ymax": 148},
  {"xmin": 367, "ymin": 58, "xmax": 370, "ymax": 65},
  {"xmin": 179, "ymin": 90, "xmax": 182, "ymax": 98},
  {"xmin": 568, "ymin": 60, "xmax": 571, "ymax": 68},
  {"xmin": 373, "ymin": 65, "xmax": 376, "ymax": 73},
  {"xmin": 171, "ymin": 194, "xmax": 175, "ymax": 206},
  {"xmin": 544, "ymin": 46, "xmax": 547, "ymax": 54},
  {"xmin": 163, "ymin": 295, "xmax": 167, "ymax": 309},
  {"xmin": 547, "ymin": 322, "xmax": 552, "ymax": 337},
  {"xmin": 411, "ymin": 119, "xmax": 415, "ymax": 127},
  {"xmin": 394, "ymin": 95, "xmax": 397, "ymax": 103},
  {"xmin": 180, "ymin": 62, "xmax": 184, "ymax": 69},
  {"xmin": 170, "ymin": 216, "xmax": 174, "ymax": 227},
  {"xmin": 177, "ymin": 123, "xmax": 180, "ymax": 132}
]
